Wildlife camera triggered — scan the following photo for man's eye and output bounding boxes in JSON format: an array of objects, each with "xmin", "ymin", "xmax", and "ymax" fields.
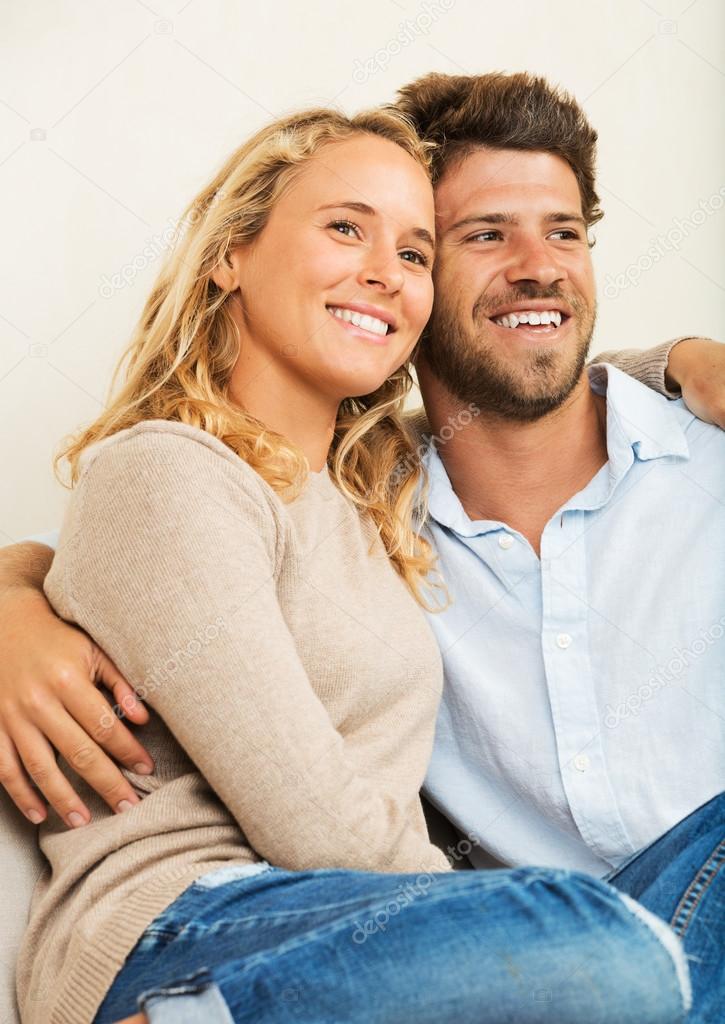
[
  {"xmin": 550, "ymin": 229, "xmax": 580, "ymax": 241},
  {"xmin": 467, "ymin": 230, "xmax": 502, "ymax": 243},
  {"xmin": 401, "ymin": 249, "xmax": 430, "ymax": 267},
  {"xmin": 328, "ymin": 219, "xmax": 361, "ymax": 238}
]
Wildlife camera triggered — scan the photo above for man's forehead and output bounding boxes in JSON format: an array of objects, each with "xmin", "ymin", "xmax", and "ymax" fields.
[{"xmin": 434, "ymin": 147, "xmax": 582, "ymax": 225}]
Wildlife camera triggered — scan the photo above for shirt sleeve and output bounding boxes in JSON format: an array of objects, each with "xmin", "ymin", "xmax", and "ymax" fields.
[
  {"xmin": 46, "ymin": 429, "xmax": 450, "ymax": 876},
  {"xmin": 590, "ymin": 338, "xmax": 689, "ymax": 399}
]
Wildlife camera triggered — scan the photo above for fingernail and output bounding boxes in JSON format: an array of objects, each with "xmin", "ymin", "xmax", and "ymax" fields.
[
  {"xmin": 134, "ymin": 762, "xmax": 153, "ymax": 775},
  {"xmin": 117, "ymin": 799, "xmax": 135, "ymax": 813},
  {"xmin": 26, "ymin": 809, "xmax": 44, "ymax": 824},
  {"xmin": 68, "ymin": 811, "xmax": 86, "ymax": 828}
]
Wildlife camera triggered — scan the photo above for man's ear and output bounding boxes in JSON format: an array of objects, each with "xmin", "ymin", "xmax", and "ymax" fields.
[{"xmin": 211, "ymin": 248, "xmax": 245, "ymax": 292}]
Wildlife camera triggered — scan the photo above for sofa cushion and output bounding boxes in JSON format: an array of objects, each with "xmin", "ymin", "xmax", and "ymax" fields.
[{"xmin": 0, "ymin": 789, "xmax": 44, "ymax": 1024}]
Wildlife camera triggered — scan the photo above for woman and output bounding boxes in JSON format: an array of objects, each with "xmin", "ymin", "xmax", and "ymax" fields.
[{"xmin": 10, "ymin": 107, "xmax": 689, "ymax": 1024}]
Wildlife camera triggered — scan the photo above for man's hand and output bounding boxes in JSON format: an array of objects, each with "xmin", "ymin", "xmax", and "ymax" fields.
[
  {"xmin": 0, "ymin": 561, "xmax": 154, "ymax": 827},
  {"xmin": 666, "ymin": 338, "xmax": 725, "ymax": 428}
]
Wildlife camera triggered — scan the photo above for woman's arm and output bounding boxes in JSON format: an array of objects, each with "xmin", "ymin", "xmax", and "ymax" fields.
[
  {"xmin": 595, "ymin": 336, "xmax": 724, "ymax": 427},
  {"xmin": 50, "ymin": 427, "xmax": 450, "ymax": 874},
  {"xmin": 0, "ymin": 542, "xmax": 154, "ymax": 826}
]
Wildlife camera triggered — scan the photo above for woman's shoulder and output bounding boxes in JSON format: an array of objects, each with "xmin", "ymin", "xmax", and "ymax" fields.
[{"xmin": 77, "ymin": 419, "xmax": 278, "ymax": 508}]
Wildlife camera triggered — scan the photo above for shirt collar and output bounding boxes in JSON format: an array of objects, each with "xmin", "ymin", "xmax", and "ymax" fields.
[{"xmin": 425, "ymin": 362, "xmax": 691, "ymax": 535}]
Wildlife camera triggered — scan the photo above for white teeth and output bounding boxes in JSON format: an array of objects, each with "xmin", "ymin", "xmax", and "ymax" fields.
[
  {"xmin": 328, "ymin": 306, "xmax": 389, "ymax": 337},
  {"xmin": 492, "ymin": 309, "xmax": 564, "ymax": 330}
]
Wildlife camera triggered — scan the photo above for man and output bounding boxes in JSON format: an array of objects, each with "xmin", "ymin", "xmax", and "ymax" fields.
[
  {"xmin": 390, "ymin": 69, "xmax": 723, "ymax": 874},
  {"xmin": 0, "ymin": 70, "xmax": 722, "ymax": 1019},
  {"xmin": 393, "ymin": 71, "xmax": 724, "ymax": 1015}
]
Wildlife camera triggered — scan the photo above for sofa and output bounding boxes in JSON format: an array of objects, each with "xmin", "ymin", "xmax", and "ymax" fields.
[{"xmin": 1, "ymin": 788, "xmax": 45, "ymax": 1024}]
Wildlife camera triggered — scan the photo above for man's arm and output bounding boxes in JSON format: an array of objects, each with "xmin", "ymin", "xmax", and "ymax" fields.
[
  {"xmin": 595, "ymin": 337, "xmax": 725, "ymax": 428},
  {"xmin": 0, "ymin": 540, "xmax": 54, "ymax": 595},
  {"xmin": 0, "ymin": 541, "xmax": 154, "ymax": 827}
]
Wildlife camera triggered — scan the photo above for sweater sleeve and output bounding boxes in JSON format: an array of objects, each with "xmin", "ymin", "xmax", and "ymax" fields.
[
  {"xmin": 46, "ymin": 427, "xmax": 450, "ymax": 876},
  {"xmin": 589, "ymin": 338, "xmax": 687, "ymax": 399}
]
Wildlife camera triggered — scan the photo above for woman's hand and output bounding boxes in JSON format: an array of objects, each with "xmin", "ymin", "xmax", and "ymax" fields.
[{"xmin": 0, "ymin": 584, "xmax": 155, "ymax": 827}]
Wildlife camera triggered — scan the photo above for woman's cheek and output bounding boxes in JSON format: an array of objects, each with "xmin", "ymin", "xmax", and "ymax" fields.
[{"xmin": 409, "ymin": 277, "xmax": 434, "ymax": 334}]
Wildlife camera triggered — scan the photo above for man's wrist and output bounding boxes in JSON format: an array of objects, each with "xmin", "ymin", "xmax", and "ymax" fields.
[
  {"xmin": 664, "ymin": 336, "xmax": 718, "ymax": 395},
  {"xmin": 0, "ymin": 542, "xmax": 54, "ymax": 600}
]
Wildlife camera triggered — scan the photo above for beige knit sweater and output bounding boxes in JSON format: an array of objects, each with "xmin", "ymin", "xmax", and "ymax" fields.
[
  {"xmin": 17, "ymin": 342, "xmax": 678, "ymax": 1024},
  {"xmin": 16, "ymin": 421, "xmax": 450, "ymax": 1024}
]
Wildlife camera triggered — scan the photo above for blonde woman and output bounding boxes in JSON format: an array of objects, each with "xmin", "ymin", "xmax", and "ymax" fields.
[{"xmin": 8, "ymin": 108, "xmax": 689, "ymax": 1024}]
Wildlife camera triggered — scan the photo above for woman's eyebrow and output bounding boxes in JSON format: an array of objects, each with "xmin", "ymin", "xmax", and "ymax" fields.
[{"xmin": 317, "ymin": 201, "xmax": 434, "ymax": 249}]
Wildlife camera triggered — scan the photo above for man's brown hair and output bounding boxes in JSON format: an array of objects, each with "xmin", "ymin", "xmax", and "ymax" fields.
[{"xmin": 395, "ymin": 71, "xmax": 603, "ymax": 228}]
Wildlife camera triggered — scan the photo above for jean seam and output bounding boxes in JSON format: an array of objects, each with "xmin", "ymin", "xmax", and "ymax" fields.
[{"xmin": 669, "ymin": 836, "xmax": 725, "ymax": 937}]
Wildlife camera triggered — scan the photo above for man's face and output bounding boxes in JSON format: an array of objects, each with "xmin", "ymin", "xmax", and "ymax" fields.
[{"xmin": 425, "ymin": 147, "xmax": 597, "ymax": 421}]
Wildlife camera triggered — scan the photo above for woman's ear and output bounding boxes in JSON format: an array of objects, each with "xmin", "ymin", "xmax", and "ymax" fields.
[{"xmin": 211, "ymin": 248, "xmax": 245, "ymax": 292}]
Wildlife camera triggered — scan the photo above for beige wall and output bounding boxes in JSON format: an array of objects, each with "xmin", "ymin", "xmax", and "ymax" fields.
[{"xmin": 1, "ymin": 0, "xmax": 723, "ymax": 539}]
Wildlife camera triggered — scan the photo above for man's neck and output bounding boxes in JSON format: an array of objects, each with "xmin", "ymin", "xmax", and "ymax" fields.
[{"xmin": 419, "ymin": 365, "xmax": 609, "ymax": 556}]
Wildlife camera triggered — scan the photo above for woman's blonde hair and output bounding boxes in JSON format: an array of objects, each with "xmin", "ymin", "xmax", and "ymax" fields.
[{"xmin": 60, "ymin": 106, "xmax": 447, "ymax": 609}]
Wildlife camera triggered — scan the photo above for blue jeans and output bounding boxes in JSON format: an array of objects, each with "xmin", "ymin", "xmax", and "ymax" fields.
[
  {"xmin": 606, "ymin": 791, "xmax": 725, "ymax": 1024},
  {"xmin": 94, "ymin": 860, "xmax": 689, "ymax": 1024}
]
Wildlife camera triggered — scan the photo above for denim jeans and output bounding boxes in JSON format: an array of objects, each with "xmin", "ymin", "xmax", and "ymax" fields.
[
  {"xmin": 606, "ymin": 791, "xmax": 725, "ymax": 1024},
  {"xmin": 94, "ymin": 856, "xmax": 690, "ymax": 1024}
]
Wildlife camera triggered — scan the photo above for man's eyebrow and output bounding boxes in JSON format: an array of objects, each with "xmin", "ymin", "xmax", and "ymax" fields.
[
  {"xmin": 317, "ymin": 200, "xmax": 434, "ymax": 249},
  {"xmin": 545, "ymin": 211, "xmax": 587, "ymax": 228},
  {"xmin": 446, "ymin": 212, "xmax": 518, "ymax": 234}
]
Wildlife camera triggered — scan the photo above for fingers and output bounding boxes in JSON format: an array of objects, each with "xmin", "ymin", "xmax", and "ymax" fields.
[
  {"xmin": 93, "ymin": 647, "xmax": 150, "ymax": 725},
  {"xmin": 31, "ymin": 696, "xmax": 150, "ymax": 817},
  {"xmin": 0, "ymin": 731, "xmax": 48, "ymax": 824},
  {"xmin": 59, "ymin": 680, "xmax": 154, "ymax": 777},
  {"xmin": 112, "ymin": 1014, "xmax": 148, "ymax": 1024},
  {"xmin": 10, "ymin": 720, "xmax": 93, "ymax": 828}
]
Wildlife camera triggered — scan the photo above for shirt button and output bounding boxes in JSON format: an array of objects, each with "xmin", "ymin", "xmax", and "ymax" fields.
[
  {"xmin": 574, "ymin": 754, "xmax": 590, "ymax": 772},
  {"xmin": 498, "ymin": 533, "xmax": 514, "ymax": 550},
  {"xmin": 556, "ymin": 633, "xmax": 573, "ymax": 649}
]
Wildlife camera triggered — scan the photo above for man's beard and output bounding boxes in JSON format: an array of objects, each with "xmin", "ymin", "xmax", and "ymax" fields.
[{"xmin": 423, "ymin": 284, "xmax": 596, "ymax": 422}]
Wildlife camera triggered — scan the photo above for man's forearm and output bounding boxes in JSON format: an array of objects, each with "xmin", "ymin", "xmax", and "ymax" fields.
[{"xmin": 0, "ymin": 542, "xmax": 54, "ymax": 598}]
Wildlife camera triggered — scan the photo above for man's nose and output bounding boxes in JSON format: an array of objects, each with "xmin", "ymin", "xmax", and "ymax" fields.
[{"xmin": 504, "ymin": 236, "xmax": 566, "ymax": 289}]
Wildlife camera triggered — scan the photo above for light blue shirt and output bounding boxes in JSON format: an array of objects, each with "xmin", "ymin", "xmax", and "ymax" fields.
[{"xmin": 422, "ymin": 364, "xmax": 725, "ymax": 876}]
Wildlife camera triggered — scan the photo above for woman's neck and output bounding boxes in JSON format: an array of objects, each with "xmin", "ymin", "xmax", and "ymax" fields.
[{"xmin": 228, "ymin": 340, "xmax": 339, "ymax": 473}]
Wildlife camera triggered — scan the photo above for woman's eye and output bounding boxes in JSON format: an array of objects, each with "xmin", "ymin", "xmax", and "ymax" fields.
[
  {"xmin": 328, "ymin": 219, "xmax": 361, "ymax": 238},
  {"xmin": 400, "ymin": 249, "xmax": 429, "ymax": 267}
]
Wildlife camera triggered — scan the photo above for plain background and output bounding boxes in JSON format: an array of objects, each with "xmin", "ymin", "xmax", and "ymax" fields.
[{"xmin": 1, "ymin": 0, "xmax": 723, "ymax": 539}]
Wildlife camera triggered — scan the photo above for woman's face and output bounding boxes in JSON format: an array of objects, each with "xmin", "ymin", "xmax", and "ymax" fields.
[{"xmin": 226, "ymin": 134, "xmax": 435, "ymax": 401}]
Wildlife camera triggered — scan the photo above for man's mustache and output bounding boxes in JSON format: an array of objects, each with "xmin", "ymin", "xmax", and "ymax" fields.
[{"xmin": 472, "ymin": 287, "xmax": 586, "ymax": 322}]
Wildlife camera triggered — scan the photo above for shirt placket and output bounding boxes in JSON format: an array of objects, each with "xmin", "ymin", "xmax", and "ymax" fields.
[{"xmin": 540, "ymin": 510, "xmax": 636, "ymax": 865}]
